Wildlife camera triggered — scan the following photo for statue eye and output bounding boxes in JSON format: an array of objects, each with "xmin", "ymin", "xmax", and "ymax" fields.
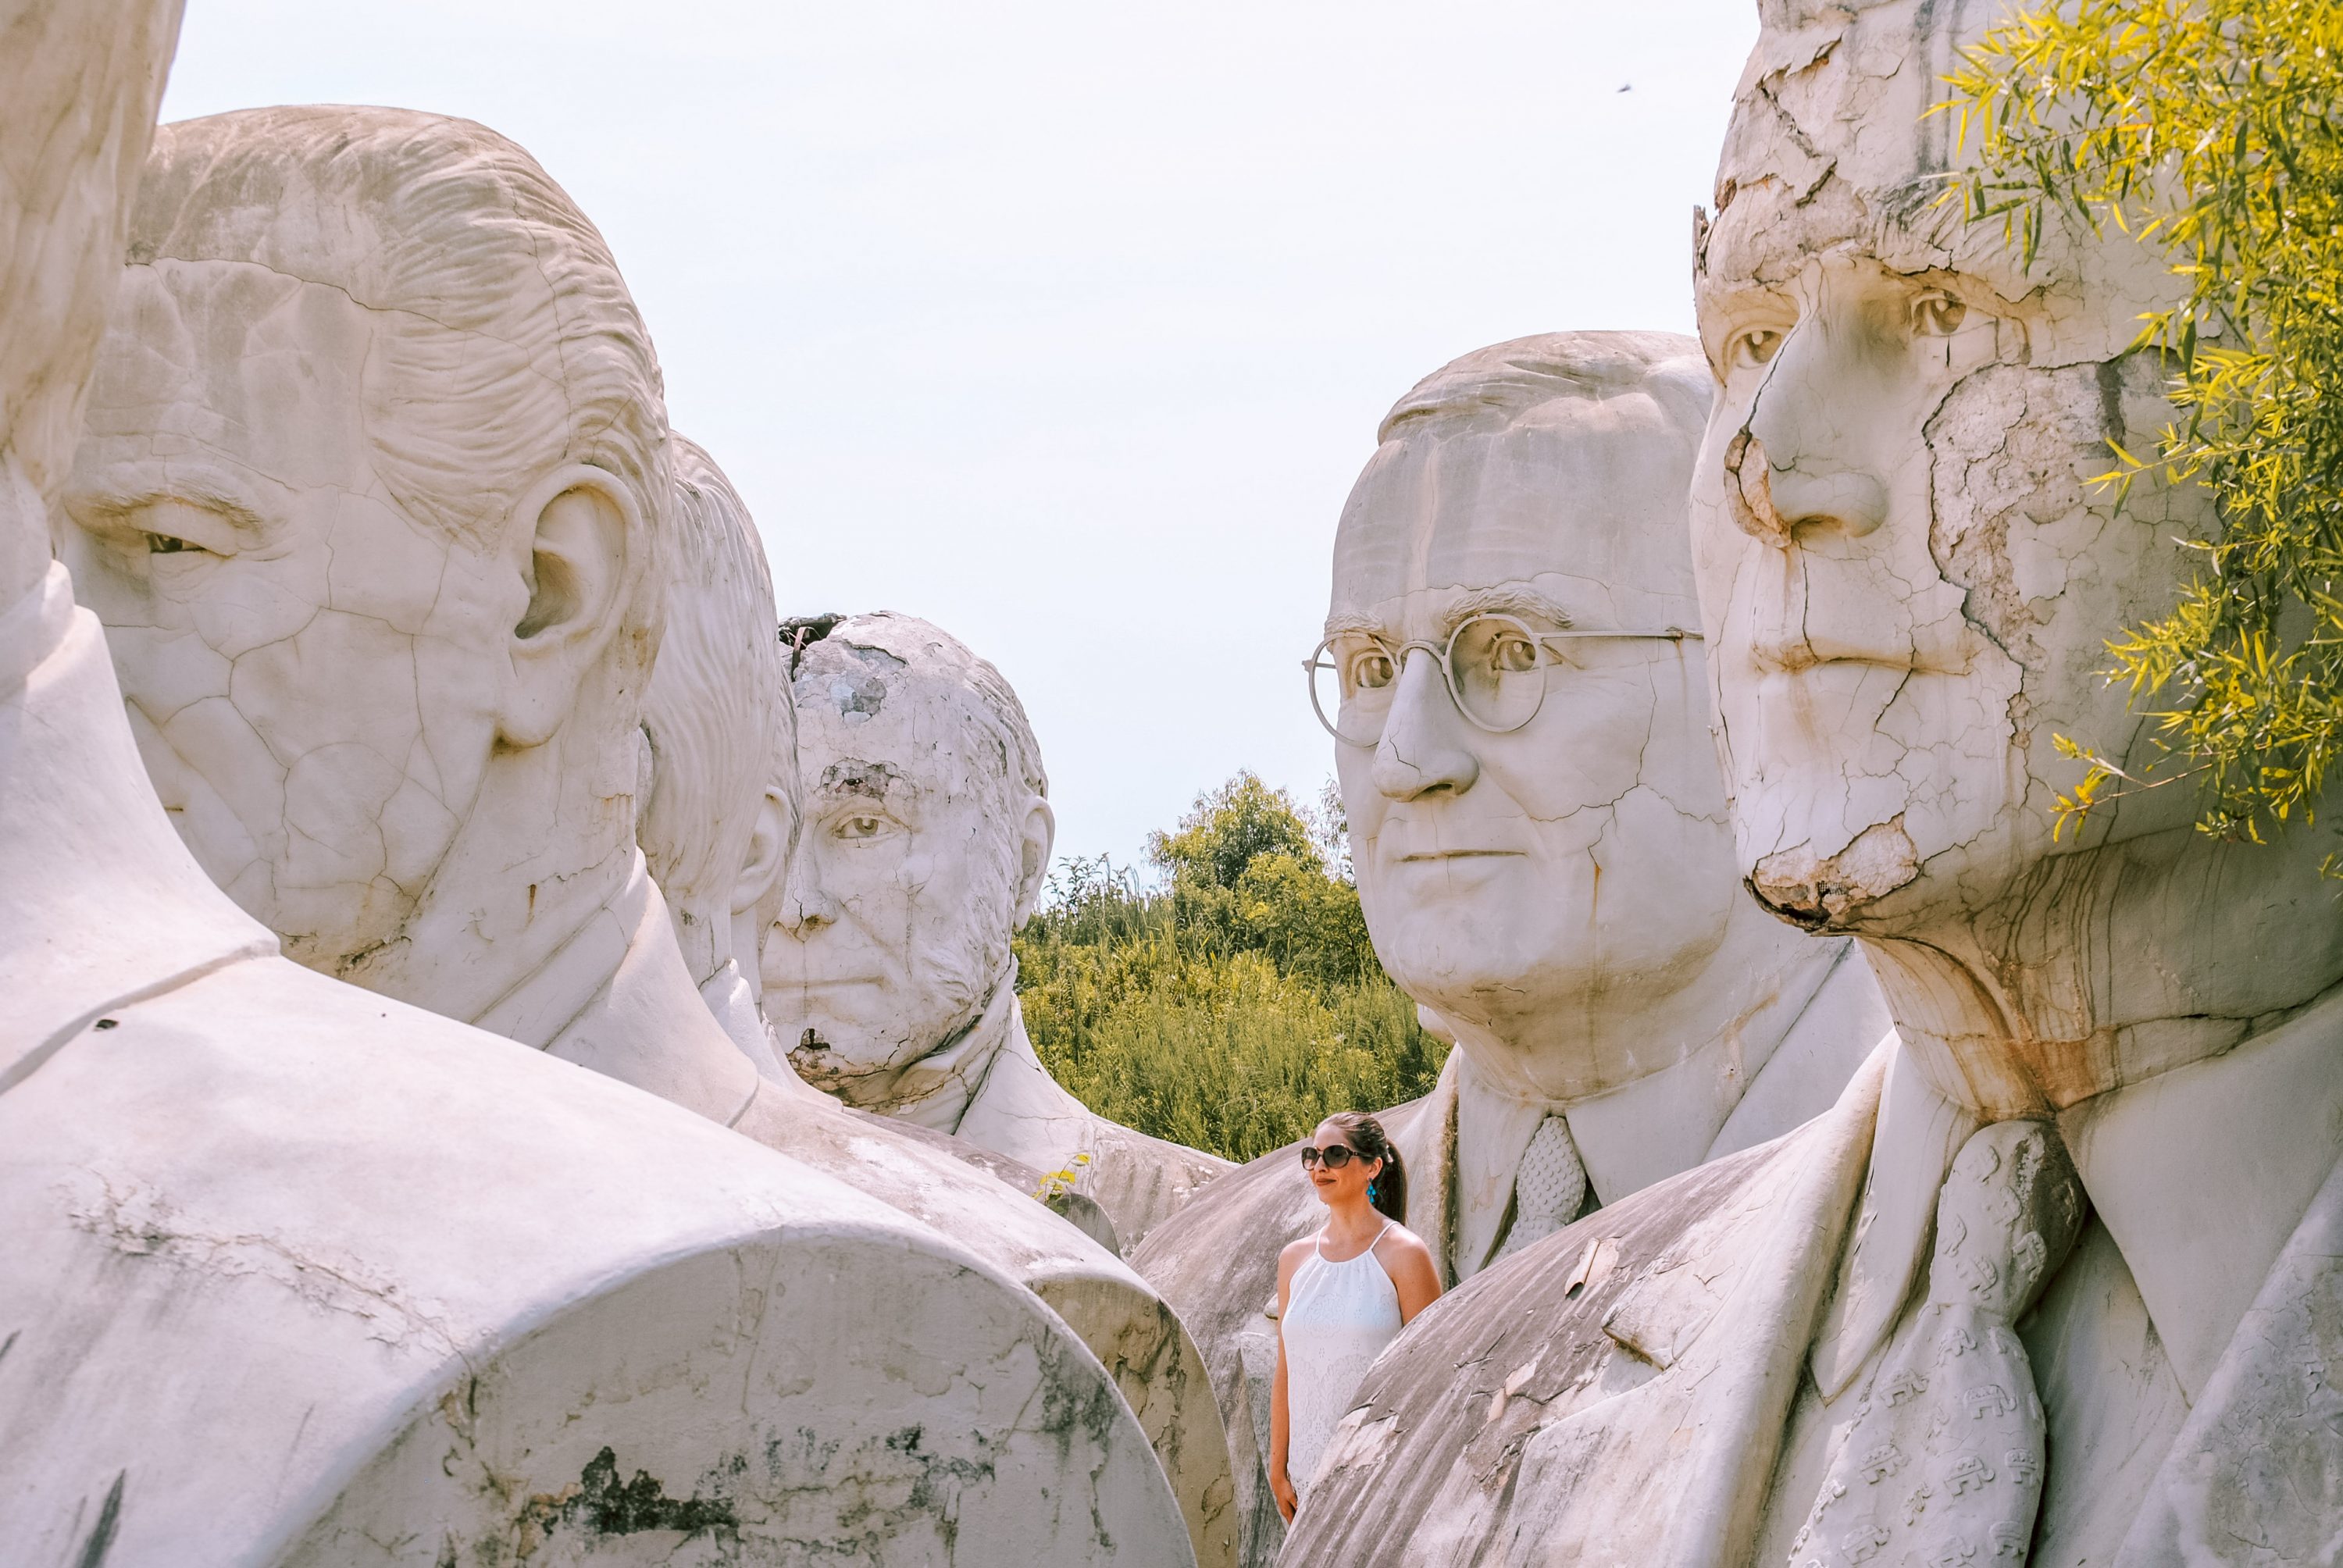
[
  {"xmin": 1913, "ymin": 291, "xmax": 1968, "ymax": 337},
  {"xmin": 836, "ymin": 814, "xmax": 886, "ymax": 841},
  {"xmin": 1352, "ymin": 650, "xmax": 1396, "ymax": 691},
  {"xmin": 1489, "ymin": 634, "xmax": 1539, "ymax": 674},
  {"xmin": 1726, "ymin": 327, "xmax": 1784, "ymax": 369},
  {"xmin": 144, "ymin": 531, "xmax": 205, "ymax": 555}
]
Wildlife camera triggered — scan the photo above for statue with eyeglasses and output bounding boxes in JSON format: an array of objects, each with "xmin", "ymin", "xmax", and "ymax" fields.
[{"xmin": 1130, "ymin": 330, "xmax": 1890, "ymax": 1567}]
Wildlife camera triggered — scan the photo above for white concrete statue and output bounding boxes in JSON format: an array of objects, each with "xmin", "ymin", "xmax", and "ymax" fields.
[
  {"xmin": 625, "ymin": 440, "xmax": 1234, "ymax": 1565},
  {"xmin": 765, "ymin": 611, "xmax": 1232, "ymax": 1249},
  {"xmin": 6, "ymin": 18, "xmax": 1187, "ymax": 1566},
  {"xmin": 1282, "ymin": 5, "xmax": 2343, "ymax": 1564},
  {"xmin": 641, "ymin": 435, "xmax": 795, "ymax": 1078},
  {"xmin": 1132, "ymin": 330, "xmax": 1889, "ymax": 1566},
  {"xmin": 57, "ymin": 102, "xmax": 1219, "ymax": 1566}
]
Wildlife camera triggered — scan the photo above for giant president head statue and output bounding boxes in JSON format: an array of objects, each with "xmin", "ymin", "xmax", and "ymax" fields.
[
  {"xmin": 761, "ymin": 613, "xmax": 1052, "ymax": 1110},
  {"xmin": 1322, "ymin": 331, "xmax": 1849, "ymax": 1107},
  {"xmin": 60, "ymin": 107, "xmax": 672, "ymax": 1025},
  {"xmin": 1690, "ymin": 0, "xmax": 2343, "ymax": 1115}
]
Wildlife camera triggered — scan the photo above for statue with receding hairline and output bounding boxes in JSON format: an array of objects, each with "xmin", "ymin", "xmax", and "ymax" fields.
[
  {"xmin": 1133, "ymin": 330, "xmax": 1888, "ymax": 1568},
  {"xmin": 765, "ymin": 610, "xmax": 1233, "ymax": 1251},
  {"xmin": 637, "ymin": 458, "xmax": 1240, "ymax": 1567}
]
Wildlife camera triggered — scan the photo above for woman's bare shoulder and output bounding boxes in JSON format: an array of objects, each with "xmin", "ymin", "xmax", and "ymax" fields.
[
  {"xmin": 1372, "ymin": 1222, "xmax": 1435, "ymax": 1265},
  {"xmin": 1277, "ymin": 1234, "xmax": 1320, "ymax": 1277}
]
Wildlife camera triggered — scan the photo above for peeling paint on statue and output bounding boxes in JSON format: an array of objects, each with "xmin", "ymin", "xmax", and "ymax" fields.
[
  {"xmin": 1283, "ymin": 2, "xmax": 2343, "ymax": 1563},
  {"xmin": 764, "ymin": 611, "xmax": 1232, "ymax": 1254},
  {"xmin": 635, "ymin": 458, "xmax": 1239, "ymax": 1567}
]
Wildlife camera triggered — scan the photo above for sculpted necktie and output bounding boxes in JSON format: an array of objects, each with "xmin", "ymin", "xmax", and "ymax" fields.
[
  {"xmin": 1788, "ymin": 1119, "xmax": 2084, "ymax": 1568},
  {"xmin": 1494, "ymin": 1114, "xmax": 1588, "ymax": 1262}
]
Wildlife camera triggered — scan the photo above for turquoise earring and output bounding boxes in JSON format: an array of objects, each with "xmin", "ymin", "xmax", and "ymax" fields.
[{"xmin": 1368, "ymin": 1181, "xmax": 1379, "ymax": 1202}]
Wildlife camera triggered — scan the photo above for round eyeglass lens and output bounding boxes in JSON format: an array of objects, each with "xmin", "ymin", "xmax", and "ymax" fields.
[
  {"xmin": 1308, "ymin": 635, "xmax": 1398, "ymax": 747},
  {"xmin": 1446, "ymin": 614, "xmax": 1553, "ymax": 732}
]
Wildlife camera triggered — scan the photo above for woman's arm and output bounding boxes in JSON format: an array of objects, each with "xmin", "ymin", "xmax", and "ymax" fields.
[
  {"xmin": 1268, "ymin": 1240, "xmax": 1306, "ymax": 1523},
  {"xmin": 1379, "ymin": 1230, "xmax": 1444, "ymax": 1326}
]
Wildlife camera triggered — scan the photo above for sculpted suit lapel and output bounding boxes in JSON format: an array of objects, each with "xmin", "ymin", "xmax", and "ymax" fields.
[{"xmin": 1400, "ymin": 1045, "xmax": 1892, "ymax": 1568}]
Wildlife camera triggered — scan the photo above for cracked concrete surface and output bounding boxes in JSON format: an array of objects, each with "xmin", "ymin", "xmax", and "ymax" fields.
[
  {"xmin": 1134, "ymin": 333, "xmax": 1890, "ymax": 1568},
  {"xmin": 762, "ymin": 611, "xmax": 1232, "ymax": 1255},
  {"xmin": 638, "ymin": 492, "xmax": 1236, "ymax": 1562},
  {"xmin": 1286, "ymin": 1, "xmax": 2343, "ymax": 1563},
  {"xmin": 26, "ymin": 101, "xmax": 1197, "ymax": 1565}
]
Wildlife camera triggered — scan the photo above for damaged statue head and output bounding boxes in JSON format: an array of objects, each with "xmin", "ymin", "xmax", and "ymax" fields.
[
  {"xmin": 765, "ymin": 612, "xmax": 1229, "ymax": 1249},
  {"xmin": 1319, "ymin": 330, "xmax": 1889, "ymax": 1245},
  {"xmin": 1689, "ymin": 0, "xmax": 2343, "ymax": 1117},
  {"xmin": 1279, "ymin": 7, "xmax": 2343, "ymax": 1564},
  {"xmin": 12, "ymin": 77, "xmax": 1200, "ymax": 1568},
  {"xmin": 767, "ymin": 612, "xmax": 1053, "ymax": 1104}
]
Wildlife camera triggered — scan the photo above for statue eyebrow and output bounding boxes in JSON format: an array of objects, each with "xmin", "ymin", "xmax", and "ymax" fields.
[
  {"xmin": 1442, "ymin": 588, "xmax": 1573, "ymax": 634},
  {"xmin": 74, "ymin": 470, "xmax": 269, "ymax": 540},
  {"xmin": 1321, "ymin": 590, "xmax": 1575, "ymax": 642}
]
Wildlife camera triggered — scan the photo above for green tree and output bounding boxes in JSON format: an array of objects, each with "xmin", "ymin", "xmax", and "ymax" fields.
[
  {"xmin": 1950, "ymin": 0, "xmax": 2343, "ymax": 852},
  {"xmin": 1015, "ymin": 772, "xmax": 1446, "ymax": 1163},
  {"xmin": 1149, "ymin": 771, "xmax": 1325, "ymax": 890}
]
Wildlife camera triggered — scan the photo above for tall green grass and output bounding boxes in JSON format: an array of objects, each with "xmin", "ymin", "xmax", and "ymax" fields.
[{"xmin": 1015, "ymin": 774, "xmax": 1449, "ymax": 1164}]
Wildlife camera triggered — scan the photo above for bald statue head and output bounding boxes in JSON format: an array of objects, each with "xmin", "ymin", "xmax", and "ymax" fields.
[
  {"xmin": 761, "ymin": 613, "xmax": 1053, "ymax": 1106},
  {"xmin": 61, "ymin": 106, "xmax": 676, "ymax": 1015}
]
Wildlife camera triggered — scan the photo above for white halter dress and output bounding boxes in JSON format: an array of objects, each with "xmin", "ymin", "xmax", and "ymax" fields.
[{"xmin": 1282, "ymin": 1218, "xmax": 1403, "ymax": 1499}]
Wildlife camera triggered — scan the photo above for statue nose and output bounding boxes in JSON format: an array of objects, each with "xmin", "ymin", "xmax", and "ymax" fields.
[
  {"xmin": 779, "ymin": 882, "xmax": 842, "ymax": 935},
  {"xmin": 1734, "ymin": 322, "xmax": 1892, "ymax": 543},
  {"xmin": 1370, "ymin": 650, "xmax": 1478, "ymax": 801}
]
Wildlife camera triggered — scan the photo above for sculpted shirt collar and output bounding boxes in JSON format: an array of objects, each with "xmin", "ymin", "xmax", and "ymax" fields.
[
  {"xmin": 1403, "ymin": 939, "xmax": 1863, "ymax": 1280},
  {"xmin": 2, "ymin": 564, "xmax": 275, "ymax": 1092}
]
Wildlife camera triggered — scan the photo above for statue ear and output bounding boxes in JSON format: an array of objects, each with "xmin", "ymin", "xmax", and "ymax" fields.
[
  {"xmin": 1011, "ymin": 794, "xmax": 1056, "ymax": 927},
  {"xmin": 732, "ymin": 783, "xmax": 795, "ymax": 916},
  {"xmin": 497, "ymin": 465, "xmax": 642, "ymax": 748}
]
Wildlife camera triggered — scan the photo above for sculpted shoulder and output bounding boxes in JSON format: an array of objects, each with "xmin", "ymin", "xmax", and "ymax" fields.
[{"xmin": 1278, "ymin": 1130, "xmax": 1813, "ymax": 1568}]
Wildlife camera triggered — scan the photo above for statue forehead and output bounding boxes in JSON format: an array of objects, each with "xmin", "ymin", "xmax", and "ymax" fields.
[
  {"xmin": 133, "ymin": 152, "xmax": 405, "ymax": 298},
  {"xmin": 1705, "ymin": 0, "xmax": 2032, "ymax": 294},
  {"xmin": 1703, "ymin": 0, "xmax": 2168, "ymax": 361},
  {"xmin": 105, "ymin": 256, "xmax": 374, "ymax": 383},
  {"xmin": 77, "ymin": 261, "xmax": 381, "ymax": 506},
  {"xmin": 793, "ymin": 644, "xmax": 1004, "ymax": 780},
  {"xmin": 1332, "ymin": 395, "xmax": 1702, "ymax": 616}
]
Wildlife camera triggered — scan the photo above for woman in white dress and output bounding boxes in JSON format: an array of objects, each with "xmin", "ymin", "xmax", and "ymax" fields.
[{"xmin": 1270, "ymin": 1110, "xmax": 1443, "ymax": 1523}]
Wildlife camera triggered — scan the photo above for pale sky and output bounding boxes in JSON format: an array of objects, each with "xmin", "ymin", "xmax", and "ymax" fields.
[{"xmin": 159, "ymin": 0, "xmax": 1758, "ymax": 871}]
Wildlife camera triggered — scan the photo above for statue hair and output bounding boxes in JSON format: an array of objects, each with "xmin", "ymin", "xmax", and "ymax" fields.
[
  {"xmin": 126, "ymin": 106, "xmax": 672, "ymax": 679},
  {"xmin": 1324, "ymin": 1110, "xmax": 1407, "ymax": 1224},
  {"xmin": 640, "ymin": 437, "xmax": 788, "ymax": 924},
  {"xmin": 1378, "ymin": 330, "xmax": 1710, "ymax": 445}
]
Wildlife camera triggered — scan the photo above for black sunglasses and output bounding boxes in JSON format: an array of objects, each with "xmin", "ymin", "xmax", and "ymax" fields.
[{"xmin": 1300, "ymin": 1143, "xmax": 1367, "ymax": 1170}]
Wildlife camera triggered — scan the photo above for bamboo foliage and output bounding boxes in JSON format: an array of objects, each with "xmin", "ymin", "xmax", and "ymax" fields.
[{"xmin": 1948, "ymin": 0, "xmax": 2343, "ymax": 853}]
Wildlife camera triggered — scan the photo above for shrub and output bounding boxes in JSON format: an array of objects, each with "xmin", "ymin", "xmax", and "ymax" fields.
[
  {"xmin": 1952, "ymin": 0, "xmax": 2343, "ymax": 853},
  {"xmin": 1016, "ymin": 774, "xmax": 1447, "ymax": 1163}
]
